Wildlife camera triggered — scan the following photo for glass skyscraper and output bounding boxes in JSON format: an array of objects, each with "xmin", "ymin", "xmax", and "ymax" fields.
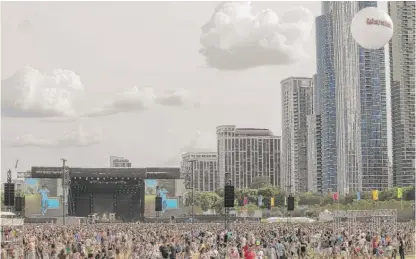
[
  {"xmin": 389, "ymin": 1, "xmax": 416, "ymax": 187},
  {"xmin": 315, "ymin": 11, "xmax": 337, "ymax": 193},
  {"xmin": 358, "ymin": 1, "xmax": 389, "ymax": 191},
  {"xmin": 313, "ymin": 1, "xmax": 389, "ymax": 194}
]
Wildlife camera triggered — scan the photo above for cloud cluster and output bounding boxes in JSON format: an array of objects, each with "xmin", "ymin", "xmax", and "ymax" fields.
[
  {"xmin": 2, "ymin": 66, "xmax": 84, "ymax": 117},
  {"xmin": 2, "ymin": 66, "xmax": 199, "ymax": 119},
  {"xmin": 200, "ymin": 2, "xmax": 314, "ymax": 70},
  {"xmin": 85, "ymin": 86, "xmax": 156, "ymax": 117},
  {"xmin": 156, "ymin": 89, "xmax": 200, "ymax": 109},
  {"xmin": 12, "ymin": 125, "xmax": 102, "ymax": 148}
]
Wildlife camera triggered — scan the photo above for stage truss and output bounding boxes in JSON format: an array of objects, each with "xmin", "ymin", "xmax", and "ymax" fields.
[{"xmin": 332, "ymin": 209, "xmax": 397, "ymax": 237}]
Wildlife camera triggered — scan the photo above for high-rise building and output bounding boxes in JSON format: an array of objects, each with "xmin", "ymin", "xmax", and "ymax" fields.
[
  {"xmin": 358, "ymin": 1, "xmax": 390, "ymax": 191},
  {"xmin": 181, "ymin": 152, "xmax": 218, "ymax": 192},
  {"xmin": 281, "ymin": 77, "xmax": 313, "ymax": 193},
  {"xmin": 389, "ymin": 1, "xmax": 416, "ymax": 187},
  {"xmin": 329, "ymin": 2, "xmax": 362, "ymax": 195},
  {"xmin": 110, "ymin": 156, "xmax": 132, "ymax": 168},
  {"xmin": 315, "ymin": 11, "xmax": 337, "ymax": 193},
  {"xmin": 307, "ymin": 114, "xmax": 322, "ymax": 193},
  {"xmin": 307, "ymin": 74, "xmax": 323, "ymax": 193},
  {"xmin": 315, "ymin": 2, "xmax": 390, "ymax": 194},
  {"xmin": 216, "ymin": 125, "xmax": 281, "ymax": 189}
]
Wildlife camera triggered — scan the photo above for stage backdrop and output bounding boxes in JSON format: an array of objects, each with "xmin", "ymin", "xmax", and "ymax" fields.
[
  {"xmin": 24, "ymin": 178, "xmax": 63, "ymax": 217},
  {"xmin": 144, "ymin": 179, "xmax": 179, "ymax": 216}
]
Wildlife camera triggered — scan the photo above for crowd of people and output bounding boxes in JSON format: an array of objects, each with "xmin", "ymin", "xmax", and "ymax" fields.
[{"xmin": 1, "ymin": 220, "xmax": 415, "ymax": 259}]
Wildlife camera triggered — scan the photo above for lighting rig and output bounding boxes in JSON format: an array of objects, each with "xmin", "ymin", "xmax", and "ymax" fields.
[{"xmin": 70, "ymin": 176, "xmax": 141, "ymax": 219}]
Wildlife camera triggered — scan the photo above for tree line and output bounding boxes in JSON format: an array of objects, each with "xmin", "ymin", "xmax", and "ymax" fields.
[{"xmin": 184, "ymin": 185, "xmax": 415, "ymax": 214}]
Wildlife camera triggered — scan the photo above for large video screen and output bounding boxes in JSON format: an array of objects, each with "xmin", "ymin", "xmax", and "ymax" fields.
[
  {"xmin": 24, "ymin": 178, "xmax": 63, "ymax": 217},
  {"xmin": 144, "ymin": 179, "xmax": 180, "ymax": 216}
]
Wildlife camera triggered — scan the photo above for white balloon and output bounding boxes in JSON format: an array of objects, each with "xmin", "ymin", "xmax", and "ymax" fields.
[{"xmin": 350, "ymin": 7, "xmax": 393, "ymax": 50}]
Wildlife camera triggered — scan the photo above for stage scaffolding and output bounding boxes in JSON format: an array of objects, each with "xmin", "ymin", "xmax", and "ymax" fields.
[{"xmin": 332, "ymin": 209, "xmax": 397, "ymax": 237}]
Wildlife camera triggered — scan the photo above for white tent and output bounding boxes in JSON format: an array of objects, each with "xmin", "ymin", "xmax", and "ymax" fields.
[
  {"xmin": 319, "ymin": 209, "xmax": 334, "ymax": 221},
  {"xmin": 0, "ymin": 212, "xmax": 24, "ymax": 226}
]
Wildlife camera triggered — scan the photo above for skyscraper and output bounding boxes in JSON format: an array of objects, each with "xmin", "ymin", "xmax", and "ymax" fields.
[
  {"xmin": 181, "ymin": 152, "xmax": 218, "ymax": 192},
  {"xmin": 281, "ymin": 77, "xmax": 313, "ymax": 193},
  {"xmin": 358, "ymin": 1, "xmax": 390, "ymax": 191},
  {"xmin": 216, "ymin": 125, "xmax": 281, "ymax": 189},
  {"xmin": 389, "ymin": 1, "xmax": 416, "ymax": 187},
  {"xmin": 330, "ymin": 2, "xmax": 362, "ymax": 196},
  {"xmin": 315, "ymin": 2, "xmax": 390, "ymax": 194},
  {"xmin": 315, "ymin": 11, "xmax": 337, "ymax": 193}
]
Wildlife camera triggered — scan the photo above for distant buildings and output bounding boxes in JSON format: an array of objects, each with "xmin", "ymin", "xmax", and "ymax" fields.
[
  {"xmin": 389, "ymin": 1, "xmax": 416, "ymax": 187},
  {"xmin": 181, "ymin": 152, "xmax": 218, "ymax": 192},
  {"xmin": 281, "ymin": 77, "xmax": 313, "ymax": 193},
  {"xmin": 217, "ymin": 125, "xmax": 281, "ymax": 190},
  {"xmin": 110, "ymin": 156, "xmax": 132, "ymax": 168}
]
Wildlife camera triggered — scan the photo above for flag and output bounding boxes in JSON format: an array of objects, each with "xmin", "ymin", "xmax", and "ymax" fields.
[
  {"xmin": 271, "ymin": 197, "xmax": 275, "ymax": 207},
  {"xmin": 397, "ymin": 188, "xmax": 403, "ymax": 199},
  {"xmin": 357, "ymin": 192, "xmax": 361, "ymax": 201},
  {"xmin": 372, "ymin": 190, "xmax": 379, "ymax": 201},
  {"xmin": 243, "ymin": 197, "xmax": 248, "ymax": 205},
  {"xmin": 258, "ymin": 195, "xmax": 263, "ymax": 206},
  {"xmin": 332, "ymin": 192, "xmax": 339, "ymax": 201}
]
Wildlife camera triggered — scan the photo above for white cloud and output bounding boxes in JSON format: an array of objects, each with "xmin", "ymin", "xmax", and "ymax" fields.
[
  {"xmin": 200, "ymin": 2, "xmax": 314, "ymax": 70},
  {"xmin": 84, "ymin": 86, "xmax": 156, "ymax": 117},
  {"xmin": 156, "ymin": 89, "xmax": 200, "ymax": 109},
  {"xmin": 1, "ymin": 65, "xmax": 85, "ymax": 117},
  {"xmin": 12, "ymin": 125, "xmax": 102, "ymax": 148},
  {"xmin": 2, "ymin": 66, "xmax": 200, "ymax": 119}
]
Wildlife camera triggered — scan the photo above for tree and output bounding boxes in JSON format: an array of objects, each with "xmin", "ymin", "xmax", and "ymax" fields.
[
  {"xmin": 250, "ymin": 176, "xmax": 270, "ymax": 189},
  {"xmin": 214, "ymin": 197, "xmax": 224, "ymax": 215},
  {"xmin": 257, "ymin": 186, "xmax": 275, "ymax": 199},
  {"xmin": 298, "ymin": 192, "xmax": 322, "ymax": 206},
  {"xmin": 404, "ymin": 186, "xmax": 415, "ymax": 200},
  {"xmin": 196, "ymin": 192, "xmax": 220, "ymax": 212},
  {"xmin": 238, "ymin": 189, "xmax": 258, "ymax": 204}
]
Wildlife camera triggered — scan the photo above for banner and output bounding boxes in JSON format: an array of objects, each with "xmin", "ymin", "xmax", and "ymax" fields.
[
  {"xmin": 357, "ymin": 192, "xmax": 361, "ymax": 201},
  {"xmin": 397, "ymin": 188, "xmax": 403, "ymax": 199},
  {"xmin": 332, "ymin": 192, "xmax": 339, "ymax": 201},
  {"xmin": 243, "ymin": 197, "xmax": 248, "ymax": 205},
  {"xmin": 271, "ymin": 197, "xmax": 275, "ymax": 207},
  {"xmin": 258, "ymin": 195, "xmax": 263, "ymax": 206},
  {"xmin": 372, "ymin": 190, "xmax": 379, "ymax": 201}
]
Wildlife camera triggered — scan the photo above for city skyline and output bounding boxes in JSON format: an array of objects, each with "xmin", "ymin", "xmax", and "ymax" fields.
[
  {"xmin": 2, "ymin": 2, "xmax": 412, "ymax": 193},
  {"xmin": 1, "ymin": 1, "xmax": 320, "ymax": 176}
]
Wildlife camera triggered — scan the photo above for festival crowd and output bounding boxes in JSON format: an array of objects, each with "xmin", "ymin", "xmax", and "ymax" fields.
[{"xmin": 1, "ymin": 221, "xmax": 415, "ymax": 259}]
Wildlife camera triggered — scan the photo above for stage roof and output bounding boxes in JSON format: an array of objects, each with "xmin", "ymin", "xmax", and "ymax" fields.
[{"xmin": 30, "ymin": 166, "xmax": 181, "ymax": 179}]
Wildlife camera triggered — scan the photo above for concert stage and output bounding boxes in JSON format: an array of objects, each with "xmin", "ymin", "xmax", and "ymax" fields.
[{"xmin": 27, "ymin": 166, "xmax": 181, "ymax": 222}]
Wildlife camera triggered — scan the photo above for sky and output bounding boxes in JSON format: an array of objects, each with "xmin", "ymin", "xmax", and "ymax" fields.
[{"xmin": 0, "ymin": 1, "xmax": 388, "ymax": 178}]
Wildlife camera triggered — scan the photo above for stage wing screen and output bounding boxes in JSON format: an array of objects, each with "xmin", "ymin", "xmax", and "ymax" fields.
[
  {"xmin": 24, "ymin": 178, "xmax": 63, "ymax": 217},
  {"xmin": 144, "ymin": 179, "xmax": 181, "ymax": 216}
]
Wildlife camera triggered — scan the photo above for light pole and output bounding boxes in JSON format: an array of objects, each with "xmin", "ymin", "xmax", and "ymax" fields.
[
  {"xmin": 188, "ymin": 159, "xmax": 196, "ymax": 241},
  {"xmin": 61, "ymin": 158, "xmax": 67, "ymax": 225},
  {"xmin": 190, "ymin": 160, "xmax": 195, "ymax": 222}
]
